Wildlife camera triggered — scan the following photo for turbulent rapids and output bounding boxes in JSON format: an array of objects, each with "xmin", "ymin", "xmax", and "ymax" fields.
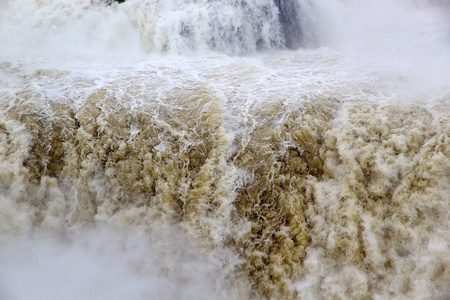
[{"xmin": 0, "ymin": 0, "xmax": 449, "ymax": 299}]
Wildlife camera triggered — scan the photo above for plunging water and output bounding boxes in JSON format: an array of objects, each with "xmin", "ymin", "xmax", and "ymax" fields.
[{"xmin": 0, "ymin": 1, "xmax": 449, "ymax": 299}]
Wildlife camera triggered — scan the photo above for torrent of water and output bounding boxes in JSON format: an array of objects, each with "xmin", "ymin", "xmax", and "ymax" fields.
[{"xmin": 0, "ymin": 0, "xmax": 449, "ymax": 299}]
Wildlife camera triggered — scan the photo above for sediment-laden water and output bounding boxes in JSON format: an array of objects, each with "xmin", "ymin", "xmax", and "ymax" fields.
[{"xmin": 0, "ymin": 0, "xmax": 449, "ymax": 299}]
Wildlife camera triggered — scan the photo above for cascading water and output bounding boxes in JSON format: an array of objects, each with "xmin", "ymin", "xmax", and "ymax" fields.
[{"xmin": 0, "ymin": 0, "xmax": 449, "ymax": 299}]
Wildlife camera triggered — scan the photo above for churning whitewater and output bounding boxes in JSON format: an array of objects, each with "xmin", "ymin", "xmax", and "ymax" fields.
[{"xmin": 0, "ymin": 0, "xmax": 449, "ymax": 299}]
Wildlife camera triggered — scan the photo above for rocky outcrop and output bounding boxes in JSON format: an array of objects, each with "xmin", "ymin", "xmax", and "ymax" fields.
[{"xmin": 274, "ymin": 0, "xmax": 304, "ymax": 49}]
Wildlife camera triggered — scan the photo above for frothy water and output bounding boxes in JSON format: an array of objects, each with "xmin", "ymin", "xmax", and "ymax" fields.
[{"xmin": 0, "ymin": 0, "xmax": 449, "ymax": 299}]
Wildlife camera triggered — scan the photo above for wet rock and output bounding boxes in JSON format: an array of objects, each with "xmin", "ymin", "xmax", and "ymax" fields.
[{"xmin": 274, "ymin": 0, "xmax": 304, "ymax": 49}]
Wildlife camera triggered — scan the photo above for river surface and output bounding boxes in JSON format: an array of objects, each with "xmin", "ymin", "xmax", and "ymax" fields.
[{"xmin": 0, "ymin": 0, "xmax": 449, "ymax": 299}]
